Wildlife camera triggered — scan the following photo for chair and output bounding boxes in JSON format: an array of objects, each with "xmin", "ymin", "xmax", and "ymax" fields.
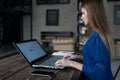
[{"xmin": 114, "ymin": 64, "xmax": 120, "ymax": 80}]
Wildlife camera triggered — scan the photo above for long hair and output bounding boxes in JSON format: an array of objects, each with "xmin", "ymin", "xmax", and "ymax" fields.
[{"xmin": 81, "ymin": 0, "xmax": 114, "ymax": 57}]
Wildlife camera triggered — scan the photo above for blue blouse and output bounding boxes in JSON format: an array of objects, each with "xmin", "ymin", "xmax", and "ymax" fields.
[{"xmin": 82, "ymin": 31, "xmax": 113, "ymax": 80}]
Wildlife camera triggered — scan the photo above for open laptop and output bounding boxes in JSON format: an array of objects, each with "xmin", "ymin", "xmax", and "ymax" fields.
[{"xmin": 13, "ymin": 39, "xmax": 64, "ymax": 69}]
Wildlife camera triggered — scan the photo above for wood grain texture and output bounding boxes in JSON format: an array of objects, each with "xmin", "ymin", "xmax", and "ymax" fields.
[{"xmin": 0, "ymin": 54, "xmax": 82, "ymax": 80}]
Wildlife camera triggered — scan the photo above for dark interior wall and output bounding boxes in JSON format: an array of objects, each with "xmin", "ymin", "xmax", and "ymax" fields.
[
  {"xmin": 0, "ymin": 0, "xmax": 31, "ymax": 45},
  {"xmin": 0, "ymin": 0, "xmax": 31, "ymax": 7},
  {"xmin": 2, "ymin": 12, "xmax": 22, "ymax": 44}
]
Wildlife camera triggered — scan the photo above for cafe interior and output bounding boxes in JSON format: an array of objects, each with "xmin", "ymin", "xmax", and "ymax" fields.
[{"xmin": 0, "ymin": 0, "xmax": 120, "ymax": 80}]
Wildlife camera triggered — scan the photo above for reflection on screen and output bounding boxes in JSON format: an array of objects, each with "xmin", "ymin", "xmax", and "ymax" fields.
[{"xmin": 16, "ymin": 41, "xmax": 46, "ymax": 62}]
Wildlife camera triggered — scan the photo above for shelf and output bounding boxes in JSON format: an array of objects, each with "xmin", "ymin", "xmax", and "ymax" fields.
[{"xmin": 76, "ymin": 1, "xmax": 89, "ymax": 51}]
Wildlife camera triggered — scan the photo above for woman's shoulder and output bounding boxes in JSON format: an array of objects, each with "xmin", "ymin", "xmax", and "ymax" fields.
[
  {"xmin": 92, "ymin": 30, "xmax": 101, "ymax": 40},
  {"xmin": 89, "ymin": 30, "xmax": 100, "ymax": 41},
  {"xmin": 89, "ymin": 30, "xmax": 105, "ymax": 46},
  {"xmin": 92, "ymin": 30, "xmax": 99, "ymax": 36},
  {"xmin": 92, "ymin": 30, "xmax": 107, "ymax": 48}
]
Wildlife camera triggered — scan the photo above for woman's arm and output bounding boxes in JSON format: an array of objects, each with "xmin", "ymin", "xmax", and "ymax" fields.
[
  {"xmin": 55, "ymin": 59, "xmax": 83, "ymax": 71},
  {"xmin": 63, "ymin": 54, "xmax": 83, "ymax": 60},
  {"xmin": 69, "ymin": 60, "xmax": 83, "ymax": 71}
]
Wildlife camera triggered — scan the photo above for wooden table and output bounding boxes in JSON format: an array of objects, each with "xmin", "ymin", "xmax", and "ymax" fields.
[{"xmin": 0, "ymin": 54, "xmax": 83, "ymax": 80}]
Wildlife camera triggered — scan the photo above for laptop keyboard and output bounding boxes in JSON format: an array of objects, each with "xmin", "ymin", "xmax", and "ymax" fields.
[{"xmin": 40, "ymin": 56, "xmax": 63, "ymax": 66}]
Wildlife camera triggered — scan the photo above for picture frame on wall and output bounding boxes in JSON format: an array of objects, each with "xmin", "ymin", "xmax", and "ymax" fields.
[
  {"xmin": 114, "ymin": 5, "xmax": 120, "ymax": 25},
  {"xmin": 46, "ymin": 9, "xmax": 59, "ymax": 26}
]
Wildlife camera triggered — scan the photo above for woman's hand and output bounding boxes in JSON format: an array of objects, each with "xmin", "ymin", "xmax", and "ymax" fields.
[
  {"xmin": 63, "ymin": 54, "xmax": 78, "ymax": 59},
  {"xmin": 63, "ymin": 54, "xmax": 83, "ymax": 60},
  {"xmin": 55, "ymin": 59, "xmax": 72, "ymax": 67},
  {"xmin": 55, "ymin": 58, "xmax": 83, "ymax": 71}
]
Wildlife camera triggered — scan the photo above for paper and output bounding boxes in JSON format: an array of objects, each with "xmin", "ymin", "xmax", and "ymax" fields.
[{"xmin": 52, "ymin": 51, "xmax": 74, "ymax": 56}]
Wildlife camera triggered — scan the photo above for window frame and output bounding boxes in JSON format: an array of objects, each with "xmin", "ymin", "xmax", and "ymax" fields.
[
  {"xmin": 108, "ymin": 0, "xmax": 120, "ymax": 2},
  {"xmin": 37, "ymin": 0, "xmax": 70, "ymax": 5},
  {"xmin": 114, "ymin": 5, "xmax": 120, "ymax": 25},
  {"xmin": 46, "ymin": 9, "xmax": 59, "ymax": 26}
]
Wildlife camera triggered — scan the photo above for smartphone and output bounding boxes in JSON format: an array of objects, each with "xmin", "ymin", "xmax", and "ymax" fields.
[{"xmin": 31, "ymin": 71, "xmax": 54, "ymax": 77}]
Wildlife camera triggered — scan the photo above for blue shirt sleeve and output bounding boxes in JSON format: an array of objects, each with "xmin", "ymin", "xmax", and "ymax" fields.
[{"xmin": 82, "ymin": 31, "xmax": 113, "ymax": 80}]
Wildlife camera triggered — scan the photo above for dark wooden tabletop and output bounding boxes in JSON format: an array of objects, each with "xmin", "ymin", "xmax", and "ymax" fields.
[{"xmin": 0, "ymin": 54, "xmax": 83, "ymax": 80}]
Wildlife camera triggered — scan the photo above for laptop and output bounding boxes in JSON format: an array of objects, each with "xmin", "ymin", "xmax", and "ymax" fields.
[{"xmin": 13, "ymin": 39, "xmax": 64, "ymax": 69}]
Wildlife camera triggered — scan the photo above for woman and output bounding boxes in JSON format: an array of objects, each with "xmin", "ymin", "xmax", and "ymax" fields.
[{"xmin": 55, "ymin": 0, "xmax": 114, "ymax": 80}]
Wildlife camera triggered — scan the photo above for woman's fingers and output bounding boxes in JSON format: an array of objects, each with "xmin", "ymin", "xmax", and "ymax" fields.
[
  {"xmin": 63, "ymin": 54, "xmax": 71, "ymax": 59},
  {"xmin": 55, "ymin": 59, "xmax": 63, "ymax": 67}
]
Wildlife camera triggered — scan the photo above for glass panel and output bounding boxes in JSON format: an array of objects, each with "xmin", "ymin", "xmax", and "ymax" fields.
[
  {"xmin": 37, "ymin": 0, "xmax": 47, "ymax": 4},
  {"xmin": 59, "ymin": 0, "xmax": 69, "ymax": 3},
  {"xmin": 46, "ymin": 10, "xmax": 59, "ymax": 26},
  {"xmin": 37, "ymin": 0, "xmax": 69, "ymax": 4},
  {"xmin": 114, "ymin": 5, "xmax": 120, "ymax": 25},
  {"xmin": 47, "ymin": 0, "xmax": 58, "ymax": 4},
  {"xmin": 108, "ymin": 0, "xmax": 120, "ymax": 1}
]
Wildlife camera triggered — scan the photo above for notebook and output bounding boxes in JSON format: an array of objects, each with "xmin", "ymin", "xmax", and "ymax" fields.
[{"xmin": 13, "ymin": 39, "xmax": 64, "ymax": 69}]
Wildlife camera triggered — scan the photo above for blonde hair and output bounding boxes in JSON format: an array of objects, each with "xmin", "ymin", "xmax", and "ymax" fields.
[{"xmin": 81, "ymin": 0, "xmax": 114, "ymax": 57}]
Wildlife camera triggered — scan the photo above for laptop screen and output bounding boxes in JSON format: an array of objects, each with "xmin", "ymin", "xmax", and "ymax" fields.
[{"xmin": 16, "ymin": 40, "xmax": 46, "ymax": 63}]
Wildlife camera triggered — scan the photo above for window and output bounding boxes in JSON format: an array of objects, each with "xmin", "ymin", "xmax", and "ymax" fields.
[
  {"xmin": 108, "ymin": 0, "xmax": 120, "ymax": 1},
  {"xmin": 59, "ymin": 0, "xmax": 69, "ymax": 3},
  {"xmin": 37, "ymin": 0, "xmax": 47, "ymax": 4},
  {"xmin": 114, "ymin": 5, "xmax": 120, "ymax": 25},
  {"xmin": 37, "ymin": 0, "xmax": 70, "ymax": 4},
  {"xmin": 47, "ymin": 0, "xmax": 58, "ymax": 4},
  {"xmin": 46, "ymin": 9, "xmax": 59, "ymax": 26}
]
